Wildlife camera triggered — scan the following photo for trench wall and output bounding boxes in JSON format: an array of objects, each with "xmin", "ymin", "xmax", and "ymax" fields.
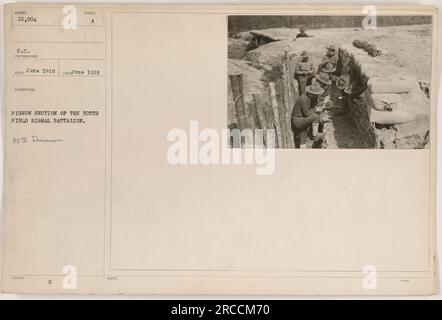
[{"xmin": 337, "ymin": 48, "xmax": 379, "ymax": 148}]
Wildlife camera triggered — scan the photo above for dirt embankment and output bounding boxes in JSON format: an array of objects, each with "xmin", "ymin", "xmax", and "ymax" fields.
[{"xmin": 240, "ymin": 25, "xmax": 431, "ymax": 82}]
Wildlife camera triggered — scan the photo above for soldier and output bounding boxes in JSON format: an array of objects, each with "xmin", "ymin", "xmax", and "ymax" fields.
[
  {"xmin": 314, "ymin": 72, "xmax": 333, "ymax": 111},
  {"xmin": 319, "ymin": 45, "xmax": 338, "ymax": 73},
  {"xmin": 295, "ymin": 51, "xmax": 315, "ymax": 95},
  {"xmin": 296, "ymin": 27, "xmax": 310, "ymax": 38},
  {"xmin": 291, "ymin": 82, "xmax": 328, "ymax": 148},
  {"xmin": 321, "ymin": 62, "xmax": 338, "ymax": 98},
  {"xmin": 315, "ymin": 72, "xmax": 332, "ymax": 95}
]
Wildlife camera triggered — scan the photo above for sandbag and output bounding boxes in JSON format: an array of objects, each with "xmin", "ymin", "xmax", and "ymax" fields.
[
  {"xmin": 370, "ymin": 109, "xmax": 414, "ymax": 124},
  {"xmin": 371, "ymin": 93, "xmax": 402, "ymax": 105},
  {"xmin": 361, "ymin": 91, "xmax": 379, "ymax": 110},
  {"xmin": 353, "ymin": 39, "xmax": 382, "ymax": 57},
  {"xmin": 368, "ymin": 77, "xmax": 411, "ymax": 94},
  {"xmin": 363, "ymin": 91, "xmax": 403, "ymax": 111}
]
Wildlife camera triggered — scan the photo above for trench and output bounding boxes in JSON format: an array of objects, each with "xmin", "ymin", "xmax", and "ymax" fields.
[
  {"xmin": 228, "ymin": 33, "xmax": 430, "ymax": 149},
  {"xmin": 228, "ymin": 51, "xmax": 362, "ymax": 148},
  {"xmin": 322, "ymin": 86, "xmax": 361, "ymax": 149}
]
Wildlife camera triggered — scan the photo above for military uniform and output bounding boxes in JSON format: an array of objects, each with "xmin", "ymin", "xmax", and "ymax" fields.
[
  {"xmin": 291, "ymin": 94, "xmax": 316, "ymax": 148},
  {"xmin": 319, "ymin": 54, "xmax": 338, "ymax": 73},
  {"xmin": 295, "ymin": 60, "xmax": 314, "ymax": 94}
]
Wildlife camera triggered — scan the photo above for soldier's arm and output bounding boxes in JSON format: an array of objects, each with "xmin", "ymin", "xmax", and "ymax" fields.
[{"xmin": 301, "ymin": 98, "xmax": 316, "ymax": 117}]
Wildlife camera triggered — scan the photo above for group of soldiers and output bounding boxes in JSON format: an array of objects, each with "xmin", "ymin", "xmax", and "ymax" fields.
[{"xmin": 291, "ymin": 45, "xmax": 341, "ymax": 148}]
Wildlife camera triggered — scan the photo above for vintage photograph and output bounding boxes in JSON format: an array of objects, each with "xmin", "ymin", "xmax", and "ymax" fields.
[
  {"xmin": 228, "ymin": 16, "xmax": 432, "ymax": 149},
  {"xmin": 2, "ymin": 4, "xmax": 438, "ymax": 297}
]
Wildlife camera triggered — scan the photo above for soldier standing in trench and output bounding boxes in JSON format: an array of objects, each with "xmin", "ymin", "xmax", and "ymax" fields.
[
  {"xmin": 319, "ymin": 45, "xmax": 339, "ymax": 74},
  {"xmin": 315, "ymin": 72, "xmax": 332, "ymax": 98},
  {"xmin": 294, "ymin": 51, "xmax": 315, "ymax": 95},
  {"xmin": 314, "ymin": 72, "xmax": 334, "ymax": 110}
]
